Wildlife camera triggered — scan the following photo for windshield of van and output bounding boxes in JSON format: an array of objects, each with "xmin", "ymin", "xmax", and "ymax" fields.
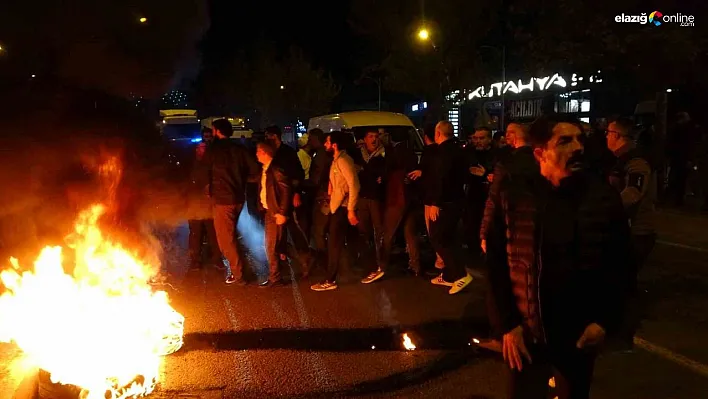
[
  {"xmin": 163, "ymin": 123, "xmax": 202, "ymax": 141},
  {"xmin": 350, "ymin": 126, "xmax": 422, "ymax": 152}
]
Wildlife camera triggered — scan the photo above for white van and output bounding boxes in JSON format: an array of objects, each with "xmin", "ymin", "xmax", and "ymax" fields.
[
  {"xmin": 307, "ymin": 111, "xmax": 423, "ymax": 154},
  {"xmin": 159, "ymin": 109, "xmax": 201, "ymax": 142}
]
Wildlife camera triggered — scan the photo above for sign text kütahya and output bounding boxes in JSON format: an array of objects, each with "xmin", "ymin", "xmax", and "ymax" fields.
[{"xmin": 466, "ymin": 72, "xmax": 603, "ymax": 100}]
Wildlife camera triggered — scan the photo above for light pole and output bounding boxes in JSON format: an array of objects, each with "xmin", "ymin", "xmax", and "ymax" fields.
[
  {"xmin": 361, "ymin": 76, "xmax": 382, "ymax": 111},
  {"xmin": 417, "ymin": 26, "xmax": 451, "ymax": 120},
  {"xmin": 480, "ymin": 45, "xmax": 507, "ymax": 133}
]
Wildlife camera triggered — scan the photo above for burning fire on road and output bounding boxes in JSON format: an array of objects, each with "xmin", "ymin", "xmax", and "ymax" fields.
[{"xmin": 0, "ymin": 203, "xmax": 184, "ymax": 398}]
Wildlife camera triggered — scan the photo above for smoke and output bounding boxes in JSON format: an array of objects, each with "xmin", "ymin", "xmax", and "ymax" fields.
[{"xmin": 0, "ymin": 83, "xmax": 212, "ymax": 273}]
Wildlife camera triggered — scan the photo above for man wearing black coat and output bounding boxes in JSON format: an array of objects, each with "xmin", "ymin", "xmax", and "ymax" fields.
[
  {"xmin": 188, "ymin": 133, "xmax": 224, "ymax": 270},
  {"xmin": 255, "ymin": 141, "xmax": 292, "ymax": 287},
  {"xmin": 207, "ymin": 119, "xmax": 260, "ymax": 285},
  {"xmin": 265, "ymin": 125, "xmax": 312, "ymax": 271},
  {"xmin": 485, "ymin": 115, "xmax": 630, "ymax": 399}
]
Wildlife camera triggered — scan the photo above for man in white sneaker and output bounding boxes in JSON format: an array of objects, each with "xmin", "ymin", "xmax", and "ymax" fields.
[
  {"xmin": 427, "ymin": 121, "xmax": 473, "ymax": 294},
  {"xmin": 311, "ymin": 131, "xmax": 360, "ymax": 291}
]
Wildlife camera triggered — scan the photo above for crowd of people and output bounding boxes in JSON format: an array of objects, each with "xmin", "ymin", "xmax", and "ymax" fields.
[{"xmin": 186, "ymin": 113, "xmax": 665, "ymax": 398}]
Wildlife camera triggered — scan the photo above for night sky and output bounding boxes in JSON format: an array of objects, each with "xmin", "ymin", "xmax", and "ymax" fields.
[{"xmin": 203, "ymin": 0, "xmax": 369, "ymax": 83}]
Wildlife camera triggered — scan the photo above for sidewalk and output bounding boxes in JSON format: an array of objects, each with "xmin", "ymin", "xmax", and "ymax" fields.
[{"xmin": 654, "ymin": 208, "xmax": 708, "ymax": 250}]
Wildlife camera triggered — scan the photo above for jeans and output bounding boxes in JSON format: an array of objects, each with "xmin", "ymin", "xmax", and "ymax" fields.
[
  {"xmin": 325, "ymin": 207, "xmax": 349, "ymax": 282},
  {"xmin": 310, "ymin": 199, "xmax": 331, "ymax": 275},
  {"xmin": 285, "ymin": 204, "xmax": 312, "ymax": 267},
  {"xmin": 428, "ymin": 202, "xmax": 465, "ymax": 282},
  {"xmin": 424, "ymin": 205, "xmax": 444, "ymax": 269},
  {"xmin": 380, "ymin": 204, "xmax": 420, "ymax": 273},
  {"xmin": 213, "ymin": 203, "xmax": 245, "ymax": 279},
  {"xmin": 620, "ymin": 233, "xmax": 657, "ymax": 344},
  {"xmin": 188, "ymin": 218, "xmax": 222, "ymax": 266},
  {"xmin": 356, "ymin": 198, "xmax": 384, "ymax": 269},
  {"xmin": 264, "ymin": 209, "xmax": 286, "ymax": 282}
]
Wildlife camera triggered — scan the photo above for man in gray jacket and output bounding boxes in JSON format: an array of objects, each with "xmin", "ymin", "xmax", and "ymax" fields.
[{"xmin": 311, "ymin": 131, "xmax": 360, "ymax": 291}]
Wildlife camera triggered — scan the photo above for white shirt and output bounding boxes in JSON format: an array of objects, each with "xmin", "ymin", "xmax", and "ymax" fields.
[{"xmin": 260, "ymin": 160, "xmax": 271, "ymax": 210}]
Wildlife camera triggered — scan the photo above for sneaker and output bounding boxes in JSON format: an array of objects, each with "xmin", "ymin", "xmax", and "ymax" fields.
[
  {"xmin": 431, "ymin": 274, "xmax": 453, "ymax": 287},
  {"xmin": 225, "ymin": 275, "xmax": 247, "ymax": 285},
  {"xmin": 311, "ymin": 281, "xmax": 338, "ymax": 291},
  {"xmin": 259, "ymin": 279, "xmax": 285, "ymax": 288},
  {"xmin": 449, "ymin": 274, "xmax": 473, "ymax": 294},
  {"xmin": 361, "ymin": 268, "xmax": 385, "ymax": 284}
]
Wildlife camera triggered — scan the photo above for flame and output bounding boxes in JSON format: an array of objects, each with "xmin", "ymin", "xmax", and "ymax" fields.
[
  {"xmin": 402, "ymin": 333, "xmax": 416, "ymax": 351},
  {"xmin": 0, "ymin": 204, "xmax": 184, "ymax": 398}
]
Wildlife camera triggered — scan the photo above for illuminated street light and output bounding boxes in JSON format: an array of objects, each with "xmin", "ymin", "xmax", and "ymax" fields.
[
  {"xmin": 417, "ymin": 28, "xmax": 430, "ymax": 41},
  {"xmin": 139, "ymin": 17, "xmax": 147, "ymax": 23},
  {"xmin": 280, "ymin": 85, "xmax": 285, "ymax": 90}
]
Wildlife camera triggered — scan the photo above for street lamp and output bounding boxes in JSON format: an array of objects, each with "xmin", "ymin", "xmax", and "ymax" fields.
[
  {"xmin": 415, "ymin": 24, "xmax": 451, "ymax": 120},
  {"xmin": 280, "ymin": 85, "xmax": 285, "ymax": 90},
  {"xmin": 139, "ymin": 17, "xmax": 147, "ymax": 24}
]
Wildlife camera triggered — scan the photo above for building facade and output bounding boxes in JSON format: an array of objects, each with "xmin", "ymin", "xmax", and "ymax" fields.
[{"xmin": 408, "ymin": 70, "xmax": 618, "ymax": 137}]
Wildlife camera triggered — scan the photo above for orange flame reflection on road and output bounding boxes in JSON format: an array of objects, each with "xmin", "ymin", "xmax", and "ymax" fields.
[{"xmin": 0, "ymin": 204, "xmax": 184, "ymax": 399}]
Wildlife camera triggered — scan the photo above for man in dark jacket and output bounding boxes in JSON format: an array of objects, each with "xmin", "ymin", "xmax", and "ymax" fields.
[
  {"xmin": 465, "ymin": 127, "xmax": 498, "ymax": 257},
  {"xmin": 208, "ymin": 119, "xmax": 260, "ymax": 285},
  {"xmin": 303, "ymin": 129, "xmax": 333, "ymax": 277},
  {"xmin": 427, "ymin": 121, "xmax": 473, "ymax": 294},
  {"xmin": 188, "ymin": 134, "xmax": 224, "ymax": 270},
  {"xmin": 485, "ymin": 115, "xmax": 630, "ymax": 399},
  {"xmin": 352, "ymin": 129, "xmax": 386, "ymax": 272},
  {"xmin": 409, "ymin": 130, "xmax": 445, "ymax": 272},
  {"xmin": 256, "ymin": 141, "xmax": 292, "ymax": 287},
  {"xmin": 265, "ymin": 125, "xmax": 312, "ymax": 271},
  {"xmin": 362, "ymin": 130, "xmax": 420, "ymax": 283},
  {"xmin": 480, "ymin": 122, "xmax": 537, "ymax": 252},
  {"xmin": 607, "ymin": 117, "xmax": 656, "ymax": 349}
]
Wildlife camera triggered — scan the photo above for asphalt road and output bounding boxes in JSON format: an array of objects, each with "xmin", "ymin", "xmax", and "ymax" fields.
[{"xmin": 3, "ymin": 214, "xmax": 708, "ymax": 398}]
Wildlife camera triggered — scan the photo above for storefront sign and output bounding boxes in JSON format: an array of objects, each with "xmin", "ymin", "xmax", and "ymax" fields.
[
  {"xmin": 508, "ymin": 99, "xmax": 544, "ymax": 119},
  {"xmin": 466, "ymin": 72, "xmax": 602, "ymax": 100}
]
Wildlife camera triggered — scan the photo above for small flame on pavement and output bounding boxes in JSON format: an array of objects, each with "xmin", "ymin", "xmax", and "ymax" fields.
[{"xmin": 402, "ymin": 333, "xmax": 416, "ymax": 351}]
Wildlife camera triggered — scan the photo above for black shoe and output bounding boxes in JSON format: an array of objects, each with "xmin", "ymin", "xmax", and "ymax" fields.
[
  {"xmin": 409, "ymin": 269, "xmax": 420, "ymax": 277},
  {"xmin": 424, "ymin": 269, "xmax": 440, "ymax": 277},
  {"xmin": 259, "ymin": 279, "xmax": 285, "ymax": 288}
]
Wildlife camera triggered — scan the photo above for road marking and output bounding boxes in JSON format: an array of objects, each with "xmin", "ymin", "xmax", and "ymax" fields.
[
  {"xmin": 656, "ymin": 240, "xmax": 708, "ymax": 253},
  {"xmin": 222, "ymin": 297, "xmax": 255, "ymax": 384},
  {"xmin": 634, "ymin": 337, "xmax": 708, "ymax": 378},
  {"xmin": 288, "ymin": 265, "xmax": 335, "ymax": 391}
]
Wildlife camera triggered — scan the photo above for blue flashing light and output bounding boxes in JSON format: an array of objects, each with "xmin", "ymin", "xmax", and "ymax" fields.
[{"xmin": 190, "ymin": 138, "xmax": 202, "ymax": 143}]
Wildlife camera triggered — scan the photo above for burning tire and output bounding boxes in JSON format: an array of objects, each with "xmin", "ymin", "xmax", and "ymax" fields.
[{"xmin": 37, "ymin": 369, "xmax": 83, "ymax": 399}]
